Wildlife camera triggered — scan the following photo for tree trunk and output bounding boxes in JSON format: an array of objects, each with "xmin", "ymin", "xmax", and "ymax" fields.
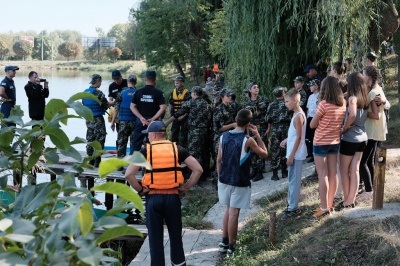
[
  {"xmin": 369, "ymin": 0, "xmax": 400, "ymax": 52},
  {"xmin": 173, "ymin": 59, "xmax": 185, "ymax": 79}
]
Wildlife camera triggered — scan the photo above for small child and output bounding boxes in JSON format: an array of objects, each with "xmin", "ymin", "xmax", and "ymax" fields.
[
  {"xmin": 305, "ymin": 79, "xmax": 320, "ymax": 161},
  {"xmin": 280, "ymin": 89, "xmax": 307, "ymax": 220}
]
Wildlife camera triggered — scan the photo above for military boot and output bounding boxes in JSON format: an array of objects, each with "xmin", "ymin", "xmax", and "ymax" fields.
[
  {"xmin": 94, "ymin": 157, "xmax": 101, "ymax": 168},
  {"xmin": 253, "ymin": 170, "xmax": 264, "ymax": 182},
  {"xmin": 271, "ymin": 169, "xmax": 279, "ymax": 181},
  {"xmin": 282, "ymin": 166, "xmax": 288, "ymax": 178}
]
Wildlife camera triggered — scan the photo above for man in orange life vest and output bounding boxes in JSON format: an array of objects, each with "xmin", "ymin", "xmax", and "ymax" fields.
[
  {"xmin": 125, "ymin": 121, "xmax": 203, "ymax": 266},
  {"xmin": 168, "ymin": 76, "xmax": 190, "ymax": 148}
]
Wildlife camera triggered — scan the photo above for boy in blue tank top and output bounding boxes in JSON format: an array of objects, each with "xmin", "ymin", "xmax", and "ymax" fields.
[
  {"xmin": 217, "ymin": 109, "xmax": 268, "ymax": 254},
  {"xmin": 279, "ymin": 89, "xmax": 307, "ymax": 220}
]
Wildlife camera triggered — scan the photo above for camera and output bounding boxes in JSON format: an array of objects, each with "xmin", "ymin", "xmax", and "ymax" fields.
[{"xmin": 39, "ymin": 79, "xmax": 46, "ymax": 82}]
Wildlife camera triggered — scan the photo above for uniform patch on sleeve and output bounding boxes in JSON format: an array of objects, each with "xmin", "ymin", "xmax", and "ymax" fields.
[{"xmin": 1, "ymin": 83, "xmax": 6, "ymax": 86}]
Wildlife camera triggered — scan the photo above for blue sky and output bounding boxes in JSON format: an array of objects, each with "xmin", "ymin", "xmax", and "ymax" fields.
[{"xmin": 0, "ymin": 0, "xmax": 141, "ymax": 36}]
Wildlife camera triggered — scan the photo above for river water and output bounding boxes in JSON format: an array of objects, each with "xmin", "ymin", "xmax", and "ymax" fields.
[{"xmin": 12, "ymin": 69, "xmax": 119, "ymax": 152}]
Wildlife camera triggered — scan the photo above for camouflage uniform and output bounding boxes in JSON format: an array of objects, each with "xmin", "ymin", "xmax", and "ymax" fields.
[
  {"xmin": 243, "ymin": 95, "xmax": 269, "ymax": 172},
  {"xmin": 114, "ymin": 89, "xmax": 136, "ymax": 158},
  {"xmin": 299, "ymin": 88, "xmax": 308, "ymax": 113},
  {"xmin": 174, "ymin": 95, "xmax": 212, "ymax": 174},
  {"xmin": 266, "ymin": 98, "xmax": 291, "ymax": 172},
  {"xmin": 85, "ymin": 89, "xmax": 109, "ymax": 158}
]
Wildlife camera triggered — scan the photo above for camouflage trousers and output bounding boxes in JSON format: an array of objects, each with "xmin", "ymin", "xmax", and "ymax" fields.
[
  {"xmin": 251, "ymin": 126, "xmax": 267, "ymax": 172},
  {"xmin": 171, "ymin": 118, "xmax": 188, "ymax": 149},
  {"xmin": 269, "ymin": 123, "xmax": 289, "ymax": 170},
  {"xmin": 86, "ymin": 116, "xmax": 106, "ymax": 156},
  {"xmin": 188, "ymin": 126, "xmax": 209, "ymax": 175},
  {"xmin": 117, "ymin": 120, "xmax": 136, "ymax": 158}
]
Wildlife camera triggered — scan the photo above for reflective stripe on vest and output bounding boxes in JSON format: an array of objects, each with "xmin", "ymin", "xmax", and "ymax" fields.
[
  {"xmin": 82, "ymin": 87, "xmax": 105, "ymax": 116},
  {"xmin": 118, "ymin": 88, "xmax": 137, "ymax": 121},
  {"xmin": 142, "ymin": 140, "xmax": 184, "ymax": 189},
  {"xmin": 172, "ymin": 88, "xmax": 188, "ymax": 112}
]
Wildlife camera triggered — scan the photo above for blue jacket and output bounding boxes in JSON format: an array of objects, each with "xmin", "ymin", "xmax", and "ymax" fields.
[
  {"xmin": 82, "ymin": 87, "xmax": 105, "ymax": 116},
  {"xmin": 119, "ymin": 88, "xmax": 137, "ymax": 121}
]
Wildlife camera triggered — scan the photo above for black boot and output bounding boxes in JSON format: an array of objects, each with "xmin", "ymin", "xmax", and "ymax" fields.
[
  {"xmin": 249, "ymin": 169, "xmax": 258, "ymax": 180},
  {"xmin": 253, "ymin": 170, "xmax": 264, "ymax": 181},
  {"xmin": 282, "ymin": 166, "xmax": 288, "ymax": 178},
  {"xmin": 94, "ymin": 157, "xmax": 101, "ymax": 168},
  {"xmin": 271, "ymin": 169, "xmax": 279, "ymax": 181}
]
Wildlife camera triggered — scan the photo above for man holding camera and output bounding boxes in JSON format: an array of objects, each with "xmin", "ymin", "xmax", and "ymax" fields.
[{"xmin": 24, "ymin": 71, "xmax": 49, "ymax": 121}]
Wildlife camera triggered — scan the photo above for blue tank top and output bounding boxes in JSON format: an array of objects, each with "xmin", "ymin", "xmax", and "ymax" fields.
[
  {"xmin": 82, "ymin": 87, "xmax": 105, "ymax": 116},
  {"xmin": 219, "ymin": 131, "xmax": 251, "ymax": 187},
  {"xmin": 119, "ymin": 88, "xmax": 137, "ymax": 121}
]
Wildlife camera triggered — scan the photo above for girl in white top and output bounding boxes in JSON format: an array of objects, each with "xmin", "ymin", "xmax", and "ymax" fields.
[{"xmin": 280, "ymin": 89, "xmax": 307, "ymax": 220}]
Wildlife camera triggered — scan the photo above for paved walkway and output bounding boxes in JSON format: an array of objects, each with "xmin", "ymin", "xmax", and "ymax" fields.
[{"xmin": 131, "ymin": 147, "xmax": 400, "ymax": 265}]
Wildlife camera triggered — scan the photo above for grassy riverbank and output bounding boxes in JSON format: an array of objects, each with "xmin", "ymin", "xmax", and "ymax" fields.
[{"xmin": 222, "ymin": 55, "xmax": 400, "ymax": 265}]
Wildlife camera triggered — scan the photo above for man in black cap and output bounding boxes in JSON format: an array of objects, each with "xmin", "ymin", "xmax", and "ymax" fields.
[
  {"xmin": 303, "ymin": 64, "xmax": 323, "ymax": 82},
  {"xmin": 0, "ymin": 66, "xmax": 19, "ymax": 127},
  {"xmin": 24, "ymin": 71, "xmax": 49, "ymax": 121},
  {"xmin": 125, "ymin": 121, "xmax": 202, "ymax": 266},
  {"xmin": 130, "ymin": 70, "xmax": 166, "ymax": 151},
  {"xmin": 168, "ymin": 75, "xmax": 190, "ymax": 148}
]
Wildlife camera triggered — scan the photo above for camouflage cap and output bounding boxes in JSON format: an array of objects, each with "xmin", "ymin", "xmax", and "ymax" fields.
[
  {"xmin": 307, "ymin": 79, "xmax": 321, "ymax": 87},
  {"xmin": 272, "ymin": 86, "xmax": 287, "ymax": 97},
  {"xmin": 293, "ymin": 76, "xmax": 305, "ymax": 83},
  {"xmin": 174, "ymin": 75, "xmax": 185, "ymax": 82},
  {"xmin": 191, "ymin": 86, "xmax": 203, "ymax": 93},
  {"xmin": 127, "ymin": 74, "xmax": 137, "ymax": 84},
  {"xmin": 220, "ymin": 88, "xmax": 234, "ymax": 96},
  {"xmin": 89, "ymin": 74, "xmax": 102, "ymax": 84}
]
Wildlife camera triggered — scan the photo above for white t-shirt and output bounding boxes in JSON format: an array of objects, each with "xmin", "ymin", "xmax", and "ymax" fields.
[{"xmin": 306, "ymin": 92, "xmax": 319, "ymax": 118}]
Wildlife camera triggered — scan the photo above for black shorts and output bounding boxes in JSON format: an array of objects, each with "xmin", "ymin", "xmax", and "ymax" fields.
[{"xmin": 339, "ymin": 140, "xmax": 367, "ymax": 156}]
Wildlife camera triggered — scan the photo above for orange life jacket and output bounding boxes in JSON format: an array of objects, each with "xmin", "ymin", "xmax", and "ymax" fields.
[
  {"xmin": 172, "ymin": 88, "xmax": 188, "ymax": 113},
  {"xmin": 213, "ymin": 63, "xmax": 220, "ymax": 73},
  {"xmin": 142, "ymin": 140, "xmax": 184, "ymax": 189}
]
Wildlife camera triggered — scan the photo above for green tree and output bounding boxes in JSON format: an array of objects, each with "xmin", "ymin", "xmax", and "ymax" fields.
[
  {"xmin": 58, "ymin": 41, "xmax": 83, "ymax": 60},
  {"xmin": 12, "ymin": 40, "xmax": 32, "ymax": 60},
  {"xmin": 133, "ymin": 0, "xmax": 213, "ymax": 82},
  {"xmin": 223, "ymin": 0, "xmax": 399, "ymax": 95}
]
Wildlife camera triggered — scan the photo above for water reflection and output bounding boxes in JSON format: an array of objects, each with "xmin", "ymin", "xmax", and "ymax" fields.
[{"xmin": 11, "ymin": 69, "xmax": 117, "ymax": 151}]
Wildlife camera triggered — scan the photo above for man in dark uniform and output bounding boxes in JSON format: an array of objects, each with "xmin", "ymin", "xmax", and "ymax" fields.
[
  {"xmin": 125, "ymin": 121, "xmax": 202, "ymax": 266},
  {"xmin": 169, "ymin": 75, "xmax": 190, "ymax": 148},
  {"xmin": 82, "ymin": 74, "xmax": 110, "ymax": 167},
  {"xmin": 130, "ymin": 70, "xmax": 166, "ymax": 152},
  {"xmin": 293, "ymin": 76, "xmax": 308, "ymax": 113},
  {"xmin": 0, "ymin": 66, "xmax": 19, "ymax": 127},
  {"xmin": 266, "ymin": 87, "xmax": 291, "ymax": 181},
  {"xmin": 24, "ymin": 71, "xmax": 49, "ymax": 121},
  {"xmin": 165, "ymin": 86, "xmax": 212, "ymax": 180},
  {"xmin": 111, "ymin": 75, "xmax": 137, "ymax": 161}
]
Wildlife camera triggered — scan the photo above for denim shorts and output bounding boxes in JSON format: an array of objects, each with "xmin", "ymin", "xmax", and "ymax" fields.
[{"xmin": 313, "ymin": 144, "xmax": 339, "ymax": 157}]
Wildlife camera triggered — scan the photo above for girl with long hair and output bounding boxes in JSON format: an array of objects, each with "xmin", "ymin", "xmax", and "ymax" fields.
[
  {"xmin": 358, "ymin": 66, "xmax": 387, "ymax": 201},
  {"xmin": 310, "ymin": 76, "xmax": 346, "ymax": 217},
  {"xmin": 337, "ymin": 72, "xmax": 369, "ymax": 209}
]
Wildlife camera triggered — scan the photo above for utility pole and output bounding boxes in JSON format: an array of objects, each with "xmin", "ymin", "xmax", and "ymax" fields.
[{"xmin": 41, "ymin": 31, "xmax": 44, "ymax": 61}]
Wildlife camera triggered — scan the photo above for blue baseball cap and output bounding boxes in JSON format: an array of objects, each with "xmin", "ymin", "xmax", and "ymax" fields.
[
  {"xmin": 5, "ymin": 66, "xmax": 19, "ymax": 72},
  {"xmin": 145, "ymin": 70, "xmax": 157, "ymax": 79},
  {"xmin": 304, "ymin": 64, "xmax": 317, "ymax": 73},
  {"xmin": 142, "ymin": 121, "xmax": 166, "ymax": 134}
]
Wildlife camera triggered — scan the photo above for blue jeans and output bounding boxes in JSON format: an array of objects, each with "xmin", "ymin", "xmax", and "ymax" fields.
[
  {"xmin": 146, "ymin": 194, "xmax": 186, "ymax": 266},
  {"xmin": 287, "ymin": 159, "xmax": 304, "ymax": 211}
]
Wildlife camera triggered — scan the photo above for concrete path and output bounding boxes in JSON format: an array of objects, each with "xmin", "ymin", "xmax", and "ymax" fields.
[{"xmin": 130, "ymin": 147, "xmax": 400, "ymax": 265}]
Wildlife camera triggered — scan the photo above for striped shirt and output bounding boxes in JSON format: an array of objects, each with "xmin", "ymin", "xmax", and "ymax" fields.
[{"xmin": 314, "ymin": 100, "xmax": 346, "ymax": 145}]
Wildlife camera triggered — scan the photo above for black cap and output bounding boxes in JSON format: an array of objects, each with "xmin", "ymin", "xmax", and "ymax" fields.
[
  {"xmin": 367, "ymin": 52, "xmax": 377, "ymax": 62},
  {"xmin": 5, "ymin": 66, "xmax": 19, "ymax": 72},
  {"xmin": 112, "ymin": 70, "xmax": 121, "ymax": 79},
  {"xmin": 145, "ymin": 70, "xmax": 157, "ymax": 79},
  {"xmin": 174, "ymin": 76, "xmax": 185, "ymax": 82}
]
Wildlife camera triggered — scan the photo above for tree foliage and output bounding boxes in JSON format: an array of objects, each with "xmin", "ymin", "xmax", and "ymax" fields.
[
  {"xmin": 58, "ymin": 41, "xmax": 83, "ymax": 60},
  {"xmin": 109, "ymin": 47, "xmax": 122, "ymax": 61},
  {"xmin": 133, "ymin": 0, "xmax": 213, "ymax": 81},
  {"xmin": 12, "ymin": 40, "xmax": 32, "ymax": 60},
  {"xmin": 223, "ymin": 0, "xmax": 399, "ymax": 96},
  {"xmin": 0, "ymin": 93, "xmax": 150, "ymax": 264}
]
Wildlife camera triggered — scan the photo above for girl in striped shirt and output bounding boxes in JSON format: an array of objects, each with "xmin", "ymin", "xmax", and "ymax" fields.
[{"xmin": 310, "ymin": 76, "xmax": 346, "ymax": 217}]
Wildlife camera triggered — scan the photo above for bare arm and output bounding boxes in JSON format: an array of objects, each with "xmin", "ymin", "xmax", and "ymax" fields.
[
  {"xmin": 341, "ymin": 96, "xmax": 356, "ymax": 133},
  {"xmin": 246, "ymin": 124, "xmax": 268, "ymax": 158},
  {"xmin": 220, "ymin": 122, "xmax": 236, "ymax": 132},
  {"xmin": 110, "ymin": 107, "xmax": 119, "ymax": 132},
  {"xmin": 310, "ymin": 112, "xmax": 321, "ymax": 129},
  {"xmin": 125, "ymin": 164, "xmax": 149, "ymax": 195},
  {"xmin": 216, "ymin": 143, "xmax": 222, "ymax": 176},
  {"xmin": 177, "ymin": 156, "xmax": 203, "ymax": 194},
  {"xmin": 367, "ymin": 100, "xmax": 380, "ymax": 120},
  {"xmin": 0, "ymin": 86, "xmax": 8, "ymax": 100},
  {"xmin": 287, "ymin": 114, "xmax": 304, "ymax": 166},
  {"xmin": 108, "ymin": 97, "xmax": 115, "ymax": 107}
]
